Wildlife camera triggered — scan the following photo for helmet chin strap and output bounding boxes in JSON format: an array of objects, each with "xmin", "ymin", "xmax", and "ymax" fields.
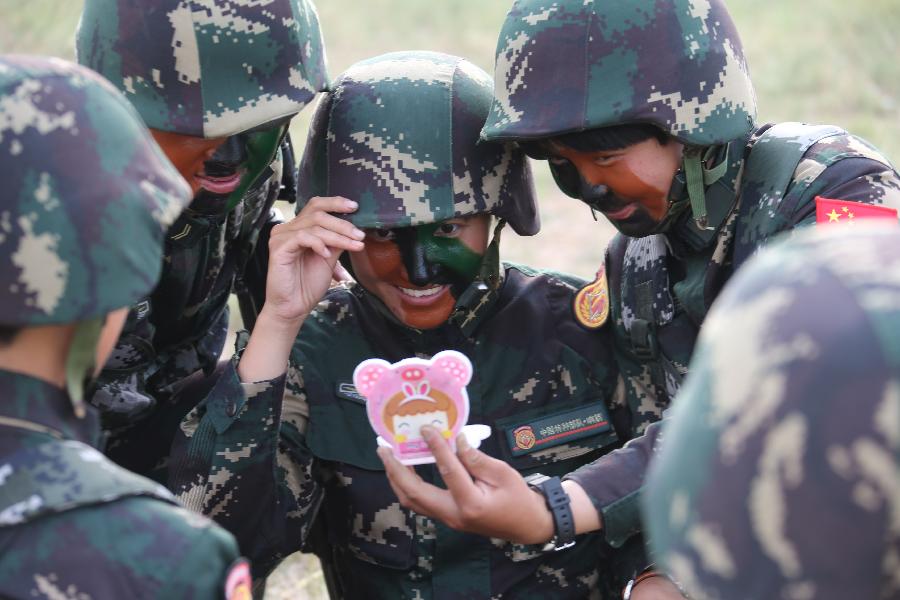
[
  {"xmin": 64, "ymin": 317, "xmax": 105, "ymax": 419},
  {"xmin": 682, "ymin": 144, "xmax": 730, "ymax": 230}
]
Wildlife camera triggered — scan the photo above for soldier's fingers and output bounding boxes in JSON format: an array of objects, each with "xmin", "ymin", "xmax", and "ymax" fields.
[
  {"xmin": 454, "ymin": 432, "xmax": 517, "ymax": 487},
  {"xmin": 288, "ymin": 231, "xmax": 330, "ymax": 259},
  {"xmin": 310, "ymin": 212, "xmax": 366, "ymax": 241},
  {"xmin": 306, "ymin": 226, "xmax": 364, "ymax": 253},
  {"xmin": 378, "ymin": 447, "xmax": 462, "ymax": 521},
  {"xmin": 421, "ymin": 426, "xmax": 483, "ymax": 507},
  {"xmin": 333, "ymin": 262, "xmax": 354, "ymax": 283},
  {"xmin": 303, "ymin": 195, "xmax": 358, "ymax": 215}
]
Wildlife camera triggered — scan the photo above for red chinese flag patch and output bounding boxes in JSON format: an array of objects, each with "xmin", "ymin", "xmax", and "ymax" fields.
[{"xmin": 815, "ymin": 196, "xmax": 898, "ymax": 226}]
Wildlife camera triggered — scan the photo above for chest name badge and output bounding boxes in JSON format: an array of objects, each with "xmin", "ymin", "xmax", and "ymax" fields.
[
  {"xmin": 354, "ymin": 350, "xmax": 490, "ymax": 465},
  {"xmin": 504, "ymin": 402, "xmax": 612, "ymax": 457},
  {"xmin": 573, "ymin": 265, "xmax": 610, "ymax": 329}
]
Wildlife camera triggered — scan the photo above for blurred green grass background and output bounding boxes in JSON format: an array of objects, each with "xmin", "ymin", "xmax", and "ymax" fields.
[{"xmin": 2, "ymin": 1, "xmax": 897, "ymax": 597}]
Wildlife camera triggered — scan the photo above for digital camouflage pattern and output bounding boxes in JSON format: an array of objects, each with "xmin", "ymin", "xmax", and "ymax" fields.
[
  {"xmin": 170, "ymin": 265, "xmax": 646, "ymax": 599},
  {"xmin": 0, "ymin": 370, "xmax": 243, "ymax": 599},
  {"xmin": 167, "ymin": 53, "xmax": 652, "ymax": 598},
  {"xmin": 76, "ymin": 0, "xmax": 328, "ymax": 138},
  {"xmin": 644, "ymin": 225, "xmax": 900, "ymax": 600},
  {"xmin": 298, "ymin": 51, "xmax": 539, "ymax": 235},
  {"xmin": 0, "ymin": 55, "xmax": 190, "ymax": 326},
  {"xmin": 481, "ymin": 0, "xmax": 756, "ymax": 146},
  {"xmin": 77, "ymin": 0, "xmax": 327, "ymax": 482},
  {"xmin": 566, "ymin": 122, "xmax": 900, "ymax": 547},
  {"xmin": 0, "ymin": 56, "xmax": 242, "ymax": 599}
]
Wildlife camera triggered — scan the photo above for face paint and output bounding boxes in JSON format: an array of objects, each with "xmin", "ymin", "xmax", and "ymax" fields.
[
  {"xmin": 189, "ymin": 134, "xmax": 249, "ymax": 216},
  {"xmin": 546, "ymin": 138, "xmax": 683, "ymax": 237},
  {"xmin": 149, "ymin": 129, "xmax": 224, "ymax": 195},
  {"xmin": 350, "ymin": 215, "xmax": 490, "ymax": 330}
]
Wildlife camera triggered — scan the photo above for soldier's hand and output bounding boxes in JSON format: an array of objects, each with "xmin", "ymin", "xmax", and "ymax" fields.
[
  {"xmin": 238, "ymin": 197, "xmax": 363, "ymax": 383},
  {"xmin": 262, "ymin": 196, "xmax": 364, "ymax": 325},
  {"xmin": 379, "ymin": 425, "xmax": 554, "ymax": 544}
]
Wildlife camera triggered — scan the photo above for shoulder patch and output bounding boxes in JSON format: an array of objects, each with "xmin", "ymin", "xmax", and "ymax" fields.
[
  {"xmin": 224, "ymin": 558, "xmax": 252, "ymax": 600},
  {"xmin": 573, "ymin": 266, "xmax": 610, "ymax": 329}
]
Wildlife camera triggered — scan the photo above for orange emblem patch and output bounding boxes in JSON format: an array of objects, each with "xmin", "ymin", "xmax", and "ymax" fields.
[
  {"xmin": 573, "ymin": 266, "xmax": 610, "ymax": 329},
  {"xmin": 514, "ymin": 425, "xmax": 536, "ymax": 451}
]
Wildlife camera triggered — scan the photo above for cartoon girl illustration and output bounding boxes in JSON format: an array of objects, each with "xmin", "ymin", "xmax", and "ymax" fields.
[
  {"xmin": 354, "ymin": 350, "xmax": 474, "ymax": 464},
  {"xmin": 383, "ymin": 379, "xmax": 459, "ymax": 453}
]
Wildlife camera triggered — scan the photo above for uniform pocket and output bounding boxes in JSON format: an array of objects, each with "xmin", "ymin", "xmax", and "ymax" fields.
[{"xmin": 306, "ymin": 386, "xmax": 417, "ymax": 570}]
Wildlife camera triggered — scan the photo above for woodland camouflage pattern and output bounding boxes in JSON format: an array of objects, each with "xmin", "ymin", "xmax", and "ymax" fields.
[
  {"xmin": 298, "ymin": 51, "xmax": 538, "ymax": 235},
  {"xmin": 0, "ymin": 56, "xmax": 241, "ymax": 599},
  {"xmin": 76, "ymin": 0, "xmax": 328, "ymax": 137},
  {"xmin": 481, "ymin": 0, "xmax": 757, "ymax": 146},
  {"xmin": 644, "ymin": 225, "xmax": 900, "ymax": 600},
  {"xmin": 168, "ymin": 53, "xmax": 649, "ymax": 598},
  {"xmin": 0, "ymin": 56, "xmax": 189, "ymax": 326}
]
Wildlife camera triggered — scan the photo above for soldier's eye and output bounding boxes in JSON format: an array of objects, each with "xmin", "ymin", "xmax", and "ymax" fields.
[
  {"xmin": 592, "ymin": 154, "xmax": 621, "ymax": 167},
  {"xmin": 435, "ymin": 223, "xmax": 460, "ymax": 237},
  {"xmin": 432, "ymin": 419, "xmax": 444, "ymax": 427},
  {"xmin": 398, "ymin": 422, "xmax": 410, "ymax": 431},
  {"xmin": 368, "ymin": 228, "xmax": 396, "ymax": 242}
]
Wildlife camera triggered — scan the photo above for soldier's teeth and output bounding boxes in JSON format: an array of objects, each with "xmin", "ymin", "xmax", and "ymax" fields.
[{"xmin": 398, "ymin": 286, "xmax": 444, "ymax": 298}]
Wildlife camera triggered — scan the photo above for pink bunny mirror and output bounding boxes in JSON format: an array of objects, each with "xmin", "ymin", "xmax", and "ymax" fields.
[{"xmin": 354, "ymin": 350, "xmax": 488, "ymax": 465}]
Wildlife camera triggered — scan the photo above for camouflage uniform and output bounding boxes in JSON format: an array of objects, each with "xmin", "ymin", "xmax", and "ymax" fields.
[
  {"xmin": 480, "ymin": 0, "xmax": 900, "ymax": 549},
  {"xmin": 0, "ymin": 56, "xmax": 245, "ymax": 599},
  {"xmin": 76, "ymin": 0, "xmax": 329, "ymax": 482},
  {"xmin": 169, "ymin": 52, "xmax": 643, "ymax": 598},
  {"xmin": 643, "ymin": 225, "xmax": 900, "ymax": 600}
]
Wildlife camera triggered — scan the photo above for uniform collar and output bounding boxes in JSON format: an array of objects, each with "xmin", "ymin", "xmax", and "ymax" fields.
[
  {"xmin": 665, "ymin": 136, "xmax": 749, "ymax": 255},
  {"xmin": 0, "ymin": 369, "xmax": 103, "ymax": 448}
]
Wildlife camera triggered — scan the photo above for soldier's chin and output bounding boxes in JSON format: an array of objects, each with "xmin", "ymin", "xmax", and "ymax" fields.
[
  {"xmin": 394, "ymin": 297, "xmax": 456, "ymax": 330},
  {"xmin": 605, "ymin": 211, "xmax": 659, "ymax": 238}
]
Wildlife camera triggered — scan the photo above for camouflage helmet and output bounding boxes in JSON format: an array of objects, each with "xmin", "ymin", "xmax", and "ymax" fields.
[
  {"xmin": 76, "ymin": 0, "xmax": 329, "ymax": 138},
  {"xmin": 297, "ymin": 51, "xmax": 539, "ymax": 236},
  {"xmin": 481, "ymin": 0, "xmax": 757, "ymax": 148},
  {"xmin": 0, "ymin": 56, "xmax": 191, "ymax": 414}
]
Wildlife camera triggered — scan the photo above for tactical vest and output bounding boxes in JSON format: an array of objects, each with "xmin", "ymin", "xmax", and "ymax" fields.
[
  {"xmin": 609, "ymin": 123, "xmax": 846, "ymax": 402},
  {"xmin": 0, "ymin": 439, "xmax": 176, "ymax": 527}
]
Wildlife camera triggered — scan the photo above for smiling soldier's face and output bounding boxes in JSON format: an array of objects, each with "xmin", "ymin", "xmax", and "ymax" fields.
[{"xmin": 349, "ymin": 214, "xmax": 491, "ymax": 330}]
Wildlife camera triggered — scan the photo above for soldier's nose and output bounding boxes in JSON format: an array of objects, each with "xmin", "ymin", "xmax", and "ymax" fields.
[
  {"xmin": 578, "ymin": 177, "xmax": 610, "ymax": 201},
  {"xmin": 404, "ymin": 242, "xmax": 442, "ymax": 287},
  {"xmin": 205, "ymin": 135, "xmax": 248, "ymax": 172}
]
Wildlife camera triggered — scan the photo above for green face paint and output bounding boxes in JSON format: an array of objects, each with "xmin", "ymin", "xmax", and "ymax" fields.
[
  {"xmin": 222, "ymin": 123, "xmax": 288, "ymax": 213},
  {"xmin": 417, "ymin": 223, "xmax": 484, "ymax": 281},
  {"xmin": 390, "ymin": 220, "xmax": 487, "ymax": 296}
]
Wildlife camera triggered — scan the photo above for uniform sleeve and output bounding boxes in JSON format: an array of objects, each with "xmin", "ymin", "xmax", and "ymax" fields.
[
  {"xmin": 563, "ymin": 419, "xmax": 662, "ymax": 548},
  {"xmin": 167, "ymin": 354, "xmax": 323, "ymax": 579},
  {"xmin": 784, "ymin": 142, "xmax": 900, "ymax": 228}
]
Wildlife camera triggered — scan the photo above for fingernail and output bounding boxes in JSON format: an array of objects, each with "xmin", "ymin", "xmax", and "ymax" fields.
[
  {"xmin": 352, "ymin": 228, "xmax": 365, "ymax": 239},
  {"xmin": 420, "ymin": 426, "xmax": 435, "ymax": 441},
  {"xmin": 456, "ymin": 433, "xmax": 470, "ymax": 451},
  {"xmin": 346, "ymin": 200, "xmax": 358, "ymax": 209}
]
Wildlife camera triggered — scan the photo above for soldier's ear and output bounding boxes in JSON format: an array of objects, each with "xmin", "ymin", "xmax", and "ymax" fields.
[
  {"xmin": 431, "ymin": 351, "xmax": 472, "ymax": 386},
  {"xmin": 353, "ymin": 359, "xmax": 393, "ymax": 398}
]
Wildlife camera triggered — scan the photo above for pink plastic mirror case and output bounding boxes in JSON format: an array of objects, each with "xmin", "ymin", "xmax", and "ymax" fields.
[{"xmin": 353, "ymin": 350, "xmax": 473, "ymax": 465}]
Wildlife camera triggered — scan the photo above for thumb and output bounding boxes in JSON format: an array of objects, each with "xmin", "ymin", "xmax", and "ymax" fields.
[{"xmin": 455, "ymin": 433, "xmax": 511, "ymax": 485}]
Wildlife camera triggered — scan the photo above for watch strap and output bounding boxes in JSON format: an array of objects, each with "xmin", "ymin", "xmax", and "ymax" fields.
[{"xmin": 526, "ymin": 474, "xmax": 576, "ymax": 550}]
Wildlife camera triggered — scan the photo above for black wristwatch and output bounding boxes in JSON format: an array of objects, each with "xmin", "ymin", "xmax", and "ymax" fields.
[{"xmin": 524, "ymin": 473, "xmax": 576, "ymax": 551}]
